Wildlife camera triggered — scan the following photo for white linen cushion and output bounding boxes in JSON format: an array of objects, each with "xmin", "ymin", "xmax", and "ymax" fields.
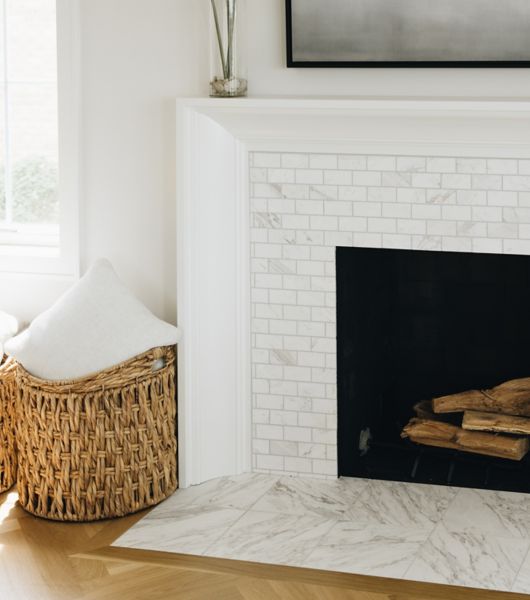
[
  {"xmin": 5, "ymin": 258, "xmax": 181, "ymax": 380},
  {"xmin": 0, "ymin": 311, "xmax": 18, "ymax": 357}
]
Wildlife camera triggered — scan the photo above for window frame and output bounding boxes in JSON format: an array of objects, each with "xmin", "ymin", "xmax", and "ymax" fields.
[{"xmin": 0, "ymin": 0, "xmax": 80, "ymax": 277}]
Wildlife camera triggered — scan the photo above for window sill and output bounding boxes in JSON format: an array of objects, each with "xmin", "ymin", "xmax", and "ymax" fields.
[{"xmin": 0, "ymin": 224, "xmax": 76, "ymax": 276}]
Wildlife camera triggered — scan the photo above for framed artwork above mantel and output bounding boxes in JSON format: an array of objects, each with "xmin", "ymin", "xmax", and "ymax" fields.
[{"xmin": 286, "ymin": 0, "xmax": 530, "ymax": 68}]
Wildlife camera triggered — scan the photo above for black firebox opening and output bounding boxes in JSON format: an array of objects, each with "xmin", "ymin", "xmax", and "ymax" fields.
[{"xmin": 336, "ymin": 246, "xmax": 530, "ymax": 493}]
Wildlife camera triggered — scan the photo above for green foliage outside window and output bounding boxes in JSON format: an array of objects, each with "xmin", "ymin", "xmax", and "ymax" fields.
[{"xmin": 0, "ymin": 156, "xmax": 59, "ymax": 224}]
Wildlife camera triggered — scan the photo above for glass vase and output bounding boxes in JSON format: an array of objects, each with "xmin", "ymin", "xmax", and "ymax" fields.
[{"xmin": 209, "ymin": 0, "xmax": 248, "ymax": 98}]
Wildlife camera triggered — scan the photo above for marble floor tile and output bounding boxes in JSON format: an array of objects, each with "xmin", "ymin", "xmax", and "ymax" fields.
[
  {"xmin": 405, "ymin": 523, "xmax": 530, "ymax": 591},
  {"xmin": 302, "ymin": 521, "xmax": 432, "ymax": 578},
  {"xmin": 347, "ymin": 479, "xmax": 457, "ymax": 528},
  {"xmin": 511, "ymin": 547, "xmax": 530, "ymax": 593},
  {"xmin": 251, "ymin": 475, "xmax": 367, "ymax": 519},
  {"xmin": 442, "ymin": 488, "xmax": 530, "ymax": 539},
  {"xmin": 150, "ymin": 473, "xmax": 278, "ymax": 516},
  {"xmin": 112, "ymin": 506, "xmax": 245, "ymax": 555},
  {"xmin": 205, "ymin": 509, "xmax": 336, "ymax": 566}
]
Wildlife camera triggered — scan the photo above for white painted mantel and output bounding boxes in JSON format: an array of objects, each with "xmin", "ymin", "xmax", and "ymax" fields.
[{"xmin": 175, "ymin": 96, "xmax": 530, "ymax": 487}]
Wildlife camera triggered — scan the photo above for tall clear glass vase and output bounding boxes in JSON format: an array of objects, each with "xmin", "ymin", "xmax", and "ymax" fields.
[{"xmin": 209, "ymin": 0, "xmax": 248, "ymax": 97}]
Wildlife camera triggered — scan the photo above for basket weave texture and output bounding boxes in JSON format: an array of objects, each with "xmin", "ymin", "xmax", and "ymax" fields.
[
  {"xmin": 0, "ymin": 355, "xmax": 17, "ymax": 493},
  {"xmin": 16, "ymin": 346, "xmax": 177, "ymax": 521}
]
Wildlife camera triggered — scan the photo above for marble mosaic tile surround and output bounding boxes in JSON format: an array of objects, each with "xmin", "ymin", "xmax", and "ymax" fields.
[
  {"xmin": 113, "ymin": 474, "xmax": 530, "ymax": 593},
  {"xmin": 249, "ymin": 151, "xmax": 530, "ymax": 477}
]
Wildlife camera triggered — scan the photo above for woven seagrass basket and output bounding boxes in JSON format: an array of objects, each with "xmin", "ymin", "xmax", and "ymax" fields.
[
  {"xmin": 0, "ymin": 355, "xmax": 17, "ymax": 493},
  {"xmin": 16, "ymin": 345, "xmax": 177, "ymax": 521}
]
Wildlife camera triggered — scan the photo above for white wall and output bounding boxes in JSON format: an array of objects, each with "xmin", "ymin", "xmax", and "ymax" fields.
[
  {"xmin": 248, "ymin": 0, "xmax": 530, "ymax": 97},
  {"xmin": 5, "ymin": 0, "xmax": 530, "ymax": 325},
  {"xmin": 80, "ymin": 0, "xmax": 208, "ymax": 323}
]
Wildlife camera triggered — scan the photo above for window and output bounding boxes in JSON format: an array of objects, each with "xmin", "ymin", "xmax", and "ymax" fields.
[{"xmin": 0, "ymin": 0, "xmax": 78, "ymax": 275}]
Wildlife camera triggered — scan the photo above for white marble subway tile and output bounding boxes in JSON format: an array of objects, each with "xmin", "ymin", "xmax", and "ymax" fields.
[
  {"xmin": 252, "ymin": 475, "xmax": 367, "ymax": 519},
  {"xmin": 303, "ymin": 521, "xmax": 431, "ymax": 578},
  {"xmin": 405, "ymin": 523, "xmax": 530, "ymax": 591},
  {"xmin": 282, "ymin": 153, "xmax": 309, "ymax": 169},
  {"xmin": 456, "ymin": 158, "xmax": 487, "ymax": 174},
  {"xmin": 347, "ymin": 480, "xmax": 457, "ymax": 528},
  {"xmin": 381, "ymin": 171, "xmax": 412, "ymax": 187},
  {"xmin": 112, "ymin": 506, "xmax": 245, "ymax": 555},
  {"xmin": 338, "ymin": 155, "xmax": 367, "ymax": 170},
  {"xmin": 426, "ymin": 157, "xmax": 456, "ymax": 173},
  {"xmin": 396, "ymin": 156, "xmax": 425, "ymax": 172},
  {"xmin": 205, "ymin": 509, "xmax": 335, "ymax": 566}
]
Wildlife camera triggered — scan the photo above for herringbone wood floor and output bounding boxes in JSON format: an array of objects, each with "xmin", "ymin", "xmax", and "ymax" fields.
[{"xmin": 0, "ymin": 490, "xmax": 524, "ymax": 600}]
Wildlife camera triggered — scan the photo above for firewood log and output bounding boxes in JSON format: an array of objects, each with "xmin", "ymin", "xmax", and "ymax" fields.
[
  {"xmin": 463, "ymin": 410, "xmax": 530, "ymax": 436},
  {"xmin": 432, "ymin": 378, "xmax": 530, "ymax": 417},
  {"xmin": 401, "ymin": 418, "xmax": 529, "ymax": 461}
]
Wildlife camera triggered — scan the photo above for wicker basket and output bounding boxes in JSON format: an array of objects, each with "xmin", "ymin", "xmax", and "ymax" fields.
[
  {"xmin": 0, "ymin": 355, "xmax": 17, "ymax": 493},
  {"xmin": 16, "ymin": 346, "xmax": 177, "ymax": 521}
]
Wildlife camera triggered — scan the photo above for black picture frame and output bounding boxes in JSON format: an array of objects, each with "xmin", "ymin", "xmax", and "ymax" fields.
[{"xmin": 285, "ymin": 0, "xmax": 530, "ymax": 68}]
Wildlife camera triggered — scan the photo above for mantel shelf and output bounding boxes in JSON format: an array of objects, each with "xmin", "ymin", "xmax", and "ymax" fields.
[
  {"xmin": 177, "ymin": 95, "xmax": 530, "ymax": 114},
  {"xmin": 177, "ymin": 95, "xmax": 530, "ymax": 158}
]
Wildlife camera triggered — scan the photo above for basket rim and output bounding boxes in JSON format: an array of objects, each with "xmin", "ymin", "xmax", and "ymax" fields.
[
  {"xmin": 16, "ymin": 344, "xmax": 176, "ymax": 391},
  {"xmin": 0, "ymin": 354, "xmax": 17, "ymax": 376}
]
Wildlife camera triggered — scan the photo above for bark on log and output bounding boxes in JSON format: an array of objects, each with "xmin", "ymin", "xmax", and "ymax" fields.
[
  {"xmin": 401, "ymin": 418, "xmax": 529, "ymax": 461},
  {"xmin": 462, "ymin": 410, "xmax": 530, "ymax": 436},
  {"xmin": 432, "ymin": 378, "xmax": 530, "ymax": 417}
]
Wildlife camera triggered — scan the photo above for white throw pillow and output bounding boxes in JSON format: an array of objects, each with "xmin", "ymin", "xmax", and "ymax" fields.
[
  {"xmin": 0, "ymin": 311, "xmax": 18, "ymax": 357},
  {"xmin": 5, "ymin": 258, "xmax": 181, "ymax": 380}
]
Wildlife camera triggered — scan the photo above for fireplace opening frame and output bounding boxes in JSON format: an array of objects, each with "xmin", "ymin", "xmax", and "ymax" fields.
[{"xmin": 336, "ymin": 246, "xmax": 530, "ymax": 493}]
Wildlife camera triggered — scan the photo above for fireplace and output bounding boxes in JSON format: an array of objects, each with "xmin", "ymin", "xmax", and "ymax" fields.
[
  {"xmin": 177, "ymin": 97, "xmax": 530, "ymax": 487},
  {"xmin": 337, "ymin": 246, "xmax": 530, "ymax": 492}
]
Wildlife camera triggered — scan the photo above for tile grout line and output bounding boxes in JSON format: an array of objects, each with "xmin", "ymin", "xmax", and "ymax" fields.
[
  {"xmin": 510, "ymin": 539, "xmax": 530, "ymax": 592},
  {"xmin": 243, "ymin": 475, "xmax": 282, "ymax": 513},
  {"xmin": 200, "ymin": 475, "xmax": 281, "ymax": 557},
  {"xmin": 298, "ymin": 478, "xmax": 374, "ymax": 569},
  {"xmin": 400, "ymin": 486, "xmax": 462, "ymax": 582},
  {"xmin": 200, "ymin": 508, "xmax": 250, "ymax": 558},
  {"xmin": 297, "ymin": 517, "xmax": 341, "ymax": 569},
  {"xmin": 201, "ymin": 476, "xmax": 365, "ymax": 564}
]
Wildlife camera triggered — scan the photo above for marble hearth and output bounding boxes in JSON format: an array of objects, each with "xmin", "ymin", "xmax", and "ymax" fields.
[{"xmin": 113, "ymin": 473, "xmax": 530, "ymax": 593}]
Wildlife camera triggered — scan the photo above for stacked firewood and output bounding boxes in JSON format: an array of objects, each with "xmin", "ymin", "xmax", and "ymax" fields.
[{"xmin": 401, "ymin": 378, "xmax": 530, "ymax": 461}]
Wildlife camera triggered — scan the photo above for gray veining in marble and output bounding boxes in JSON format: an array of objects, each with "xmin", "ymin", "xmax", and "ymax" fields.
[
  {"xmin": 347, "ymin": 479, "xmax": 457, "ymax": 528},
  {"xmin": 206, "ymin": 510, "xmax": 335, "ymax": 566},
  {"xmin": 112, "ymin": 506, "xmax": 245, "ymax": 555},
  {"xmin": 303, "ymin": 521, "xmax": 432, "ymax": 578},
  {"xmin": 405, "ymin": 523, "xmax": 530, "ymax": 590},
  {"xmin": 252, "ymin": 475, "xmax": 367, "ymax": 519},
  {"xmin": 442, "ymin": 488, "xmax": 530, "ymax": 539},
  {"xmin": 147, "ymin": 473, "xmax": 278, "ymax": 519},
  {"xmin": 112, "ymin": 474, "xmax": 530, "ymax": 593}
]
